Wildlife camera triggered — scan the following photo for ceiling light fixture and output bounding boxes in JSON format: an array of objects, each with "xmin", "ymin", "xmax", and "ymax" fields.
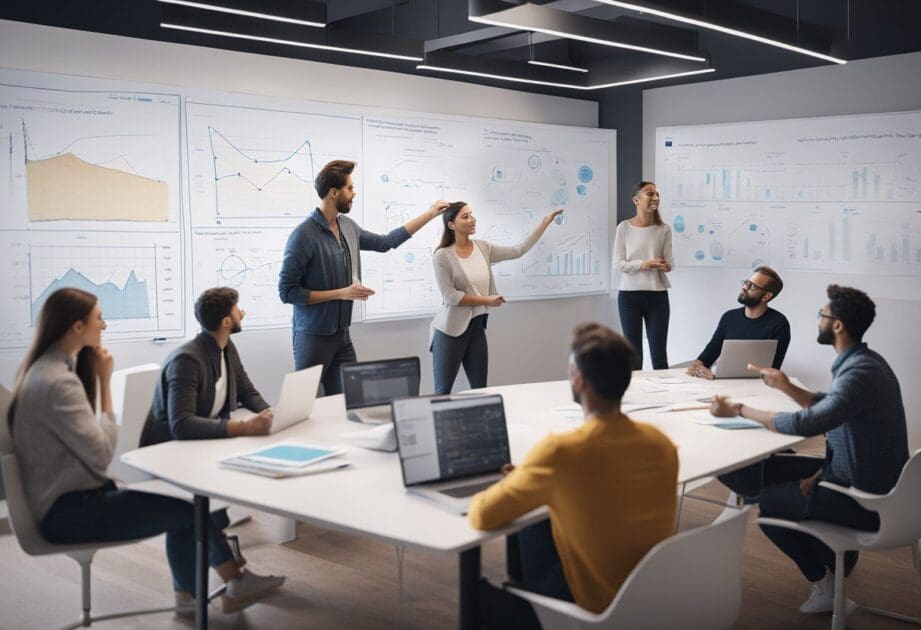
[
  {"xmin": 596, "ymin": 0, "xmax": 847, "ymax": 64},
  {"xmin": 158, "ymin": 0, "xmax": 325, "ymax": 28},
  {"xmin": 416, "ymin": 64, "xmax": 715, "ymax": 90},
  {"xmin": 527, "ymin": 60, "xmax": 589, "ymax": 73},
  {"xmin": 469, "ymin": 14, "xmax": 707, "ymax": 62},
  {"xmin": 160, "ymin": 23, "xmax": 423, "ymax": 61}
]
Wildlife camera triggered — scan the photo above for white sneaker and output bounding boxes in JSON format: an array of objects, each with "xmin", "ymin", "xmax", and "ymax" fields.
[
  {"xmin": 222, "ymin": 570, "xmax": 285, "ymax": 614},
  {"xmin": 174, "ymin": 590, "xmax": 196, "ymax": 619},
  {"xmin": 799, "ymin": 574, "xmax": 857, "ymax": 615}
]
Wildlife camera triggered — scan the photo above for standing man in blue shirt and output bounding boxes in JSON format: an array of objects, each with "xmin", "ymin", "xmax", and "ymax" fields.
[
  {"xmin": 278, "ymin": 159, "xmax": 447, "ymax": 395},
  {"xmin": 687, "ymin": 266, "xmax": 791, "ymax": 378},
  {"xmin": 710, "ymin": 284, "xmax": 909, "ymax": 615}
]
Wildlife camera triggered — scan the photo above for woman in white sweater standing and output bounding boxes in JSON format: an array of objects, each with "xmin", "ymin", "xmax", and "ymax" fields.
[
  {"xmin": 613, "ymin": 181, "xmax": 673, "ymax": 369},
  {"xmin": 431, "ymin": 202, "xmax": 563, "ymax": 394},
  {"xmin": 8, "ymin": 288, "xmax": 283, "ymax": 616}
]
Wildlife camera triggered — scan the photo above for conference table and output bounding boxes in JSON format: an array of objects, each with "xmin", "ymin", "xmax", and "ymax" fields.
[{"xmin": 121, "ymin": 369, "xmax": 805, "ymax": 629}]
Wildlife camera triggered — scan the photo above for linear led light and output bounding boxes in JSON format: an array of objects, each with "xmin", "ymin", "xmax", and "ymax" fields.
[
  {"xmin": 158, "ymin": 0, "xmax": 325, "ymax": 28},
  {"xmin": 416, "ymin": 64, "xmax": 715, "ymax": 90},
  {"xmin": 596, "ymin": 1, "xmax": 847, "ymax": 64},
  {"xmin": 161, "ymin": 23, "xmax": 423, "ymax": 61},
  {"xmin": 469, "ymin": 14, "xmax": 707, "ymax": 62},
  {"xmin": 528, "ymin": 60, "xmax": 589, "ymax": 73}
]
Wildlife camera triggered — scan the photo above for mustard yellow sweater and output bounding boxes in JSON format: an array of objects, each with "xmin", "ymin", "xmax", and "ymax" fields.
[{"xmin": 468, "ymin": 414, "xmax": 678, "ymax": 614}]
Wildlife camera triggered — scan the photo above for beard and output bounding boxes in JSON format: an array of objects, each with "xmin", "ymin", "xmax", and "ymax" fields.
[
  {"xmin": 336, "ymin": 196, "xmax": 352, "ymax": 214},
  {"xmin": 571, "ymin": 386, "xmax": 581, "ymax": 405},
  {"xmin": 230, "ymin": 321, "xmax": 242, "ymax": 335},
  {"xmin": 816, "ymin": 327, "xmax": 834, "ymax": 345},
  {"xmin": 737, "ymin": 292, "xmax": 761, "ymax": 307}
]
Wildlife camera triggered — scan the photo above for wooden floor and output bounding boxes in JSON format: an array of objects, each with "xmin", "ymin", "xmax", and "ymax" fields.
[{"xmin": 2, "ymin": 441, "xmax": 919, "ymax": 628}]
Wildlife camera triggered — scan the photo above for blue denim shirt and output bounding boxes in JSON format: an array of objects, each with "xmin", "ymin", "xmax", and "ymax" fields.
[
  {"xmin": 774, "ymin": 343, "xmax": 909, "ymax": 493},
  {"xmin": 278, "ymin": 208, "xmax": 411, "ymax": 334}
]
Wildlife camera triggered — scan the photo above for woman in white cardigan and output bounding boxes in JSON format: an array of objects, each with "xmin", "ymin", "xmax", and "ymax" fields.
[
  {"xmin": 430, "ymin": 202, "xmax": 563, "ymax": 394},
  {"xmin": 613, "ymin": 181, "xmax": 673, "ymax": 369}
]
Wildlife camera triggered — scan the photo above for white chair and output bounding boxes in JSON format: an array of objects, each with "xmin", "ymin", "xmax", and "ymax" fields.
[
  {"xmin": 759, "ymin": 449, "xmax": 921, "ymax": 630},
  {"xmin": 108, "ymin": 363, "xmax": 160, "ymax": 483},
  {"xmin": 0, "ymin": 384, "xmax": 175, "ymax": 628},
  {"xmin": 506, "ymin": 507, "xmax": 751, "ymax": 630}
]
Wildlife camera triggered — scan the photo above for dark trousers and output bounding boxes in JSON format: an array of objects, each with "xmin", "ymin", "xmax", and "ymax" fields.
[
  {"xmin": 722, "ymin": 456, "xmax": 879, "ymax": 582},
  {"xmin": 41, "ymin": 481, "xmax": 234, "ymax": 596},
  {"xmin": 617, "ymin": 290, "xmax": 670, "ymax": 369},
  {"xmin": 480, "ymin": 519, "xmax": 574, "ymax": 629},
  {"xmin": 293, "ymin": 328, "xmax": 357, "ymax": 396},
  {"xmin": 431, "ymin": 314, "xmax": 489, "ymax": 395}
]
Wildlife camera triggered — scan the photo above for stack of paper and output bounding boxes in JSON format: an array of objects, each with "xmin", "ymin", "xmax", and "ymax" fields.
[{"xmin": 221, "ymin": 442, "xmax": 350, "ymax": 478}]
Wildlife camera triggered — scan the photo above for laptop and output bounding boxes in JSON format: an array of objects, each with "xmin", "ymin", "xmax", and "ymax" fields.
[
  {"xmin": 713, "ymin": 339, "xmax": 778, "ymax": 379},
  {"xmin": 230, "ymin": 364, "xmax": 322, "ymax": 433},
  {"xmin": 392, "ymin": 394, "xmax": 511, "ymax": 515},
  {"xmin": 341, "ymin": 357, "xmax": 421, "ymax": 424}
]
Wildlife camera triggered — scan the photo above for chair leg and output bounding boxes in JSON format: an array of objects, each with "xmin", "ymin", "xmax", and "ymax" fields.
[
  {"xmin": 832, "ymin": 553, "xmax": 847, "ymax": 630},
  {"xmin": 79, "ymin": 556, "xmax": 92, "ymax": 627}
]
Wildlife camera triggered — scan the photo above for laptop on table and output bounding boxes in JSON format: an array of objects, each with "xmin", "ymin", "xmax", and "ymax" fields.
[
  {"xmin": 230, "ymin": 364, "xmax": 322, "ymax": 434},
  {"xmin": 392, "ymin": 394, "xmax": 511, "ymax": 515},
  {"xmin": 713, "ymin": 339, "xmax": 778, "ymax": 379},
  {"xmin": 341, "ymin": 357, "xmax": 421, "ymax": 424}
]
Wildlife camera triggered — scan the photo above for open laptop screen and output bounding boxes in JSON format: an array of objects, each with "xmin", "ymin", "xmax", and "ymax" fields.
[
  {"xmin": 341, "ymin": 357, "xmax": 421, "ymax": 410},
  {"xmin": 393, "ymin": 395, "xmax": 510, "ymax": 487}
]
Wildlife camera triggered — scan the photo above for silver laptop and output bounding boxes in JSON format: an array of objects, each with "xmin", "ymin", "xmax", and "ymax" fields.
[
  {"xmin": 232, "ymin": 365, "xmax": 322, "ymax": 433},
  {"xmin": 392, "ymin": 394, "xmax": 511, "ymax": 515},
  {"xmin": 713, "ymin": 339, "xmax": 778, "ymax": 379},
  {"xmin": 341, "ymin": 357, "xmax": 421, "ymax": 424}
]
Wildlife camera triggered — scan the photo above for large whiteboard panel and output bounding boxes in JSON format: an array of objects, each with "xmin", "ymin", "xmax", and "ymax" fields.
[
  {"xmin": 0, "ymin": 67, "xmax": 610, "ymax": 347},
  {"xmin": 655, "ymin": 111, "xmax": 921, "ymax": 275},
  {"xmin": 0, "ymin": 69, "xmax": 185, "ymax": 348}
]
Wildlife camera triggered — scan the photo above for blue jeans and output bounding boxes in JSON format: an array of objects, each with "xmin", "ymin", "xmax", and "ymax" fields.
[
  {"xmin": 617, "ymin": 290, "xmax": 670, "ymax": 369},
  {"xmin": 431, "ymin": 315, "xmax": 489, "ymax": 395},
  {"xmin": 293, "ymin": 328, "xmax": 357, "ymax": 396},
  {"xmin": 41, "ymin": 480, "xmax": 234, "ymax": 596}
]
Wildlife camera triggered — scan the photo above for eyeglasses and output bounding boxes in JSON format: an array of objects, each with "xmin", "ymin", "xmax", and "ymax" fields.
[
  {"xmin": 741, "ymin": 279, "xmax": 766, "ymax": 292},
  {"xmin": 817, "ymin": 310, "xmax": 837, "ymax": 320}
]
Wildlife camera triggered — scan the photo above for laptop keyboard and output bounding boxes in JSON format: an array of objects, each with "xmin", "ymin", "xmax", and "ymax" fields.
[{"xmin": 439, "ymin": 479, "xmax": 497, "ymax": 498}]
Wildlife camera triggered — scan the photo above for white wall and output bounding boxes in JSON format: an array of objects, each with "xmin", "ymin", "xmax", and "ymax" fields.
[
  {"xmin": 0, "ymin": 20, "xmax": 618, "ymax": 396},
  {"xmin": 642, "ymin": 51, "xmax": 921, "ymax": 450}
]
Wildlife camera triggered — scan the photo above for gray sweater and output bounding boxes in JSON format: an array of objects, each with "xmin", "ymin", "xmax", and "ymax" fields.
[{"xmin": 11, "ymin": 348, "xmax": 117, "ymax": 521}]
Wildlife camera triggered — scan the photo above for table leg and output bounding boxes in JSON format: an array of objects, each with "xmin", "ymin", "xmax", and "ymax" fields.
[
  {"xmin": 194, "ymin": 494, "xmax": 210, "ymax": 630},
  {"xmin": 459, "ymin": 546, "xmax": 481, "ymax": 630}
]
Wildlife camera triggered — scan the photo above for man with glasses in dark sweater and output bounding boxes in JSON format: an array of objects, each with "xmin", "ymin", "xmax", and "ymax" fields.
[{"xmin": 687, "ymin": 265, "xmax": 791, "ymax": 379}]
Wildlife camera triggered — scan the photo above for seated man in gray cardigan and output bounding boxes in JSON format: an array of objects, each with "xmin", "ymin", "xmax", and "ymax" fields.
[{"xmin": 141, "ymin": 287, "xmax": 273, "ymax": 446}]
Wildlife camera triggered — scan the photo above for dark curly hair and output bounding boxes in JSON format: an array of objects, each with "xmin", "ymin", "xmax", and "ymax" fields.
[{"xmin": 827, "ymin": 284, "xmax": 875, "ymax": 341}]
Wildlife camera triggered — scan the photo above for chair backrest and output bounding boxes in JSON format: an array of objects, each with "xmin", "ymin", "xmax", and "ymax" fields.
[
  {"xmin": 0, "ymin": 451, "xmax": 54, "ymax": 556},
  {"xmin": 602, "ymin": 507, "xmax": 750, "ymax": 630},
  {"xmin": 108, "ymin": 364, "xmax": 159, "ymax": 483},
  {"xmin": 870, "ymin": 449, "xmax": 921, "ymax": 548},
  {"xmin": 0, "ymin": 383, "xmax": 13, "ymax": 456}
]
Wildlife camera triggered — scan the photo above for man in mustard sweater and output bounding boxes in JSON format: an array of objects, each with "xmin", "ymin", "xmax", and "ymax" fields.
[{"xmin": 469, "ymin": 322, "xmax": 678, "ymax": 627}]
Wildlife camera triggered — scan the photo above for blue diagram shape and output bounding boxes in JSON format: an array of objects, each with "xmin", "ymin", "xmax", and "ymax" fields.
[
  {"xmin": 404, "ymin": 252, "xmax": 415, "ymax": 263},
  {"xmin": 554, "ymin": 213, "xmax": 565, "ymax": 225},
  {"xmin": 749, "ymin": 223, "xmax": 758, "ymax": 231},
  {"xmin": 576, "ymin": 184, "xmax": 587, "ymax": 196},
  {"xmin": 551, "ymin": 188, "xmax": 569, "ymax": 205},
  {"xmin": 492, "ymin": 167, "xmax": 505, "ymax": 181},
  {"xmin": 32, "ymin": 267, "xmax": 150, "ymax": 322},
  {"xmin": 710, "ymin": 242, "xmax": 725, "ymax": 261},
  {"xmin": 381, "ymin": 174, "xmax": 389, "ymax": 182},
  {"xmin": 709, "ymin": 230, "xmax": 715, "ymax": 235},
  {"xmin": 577, "ymin": 165, "xmax": 594, "ymax": 183},
  {"xmin": 697, "ymin": 224, "xmax": 705, "ymax": 233},
  {"xmin": 673, "ymin": 215, "xmax": 686, "ymax": 233},
  {"xmin": 528, "ymin": 155, "xmax": 541, "ymax": 170},
  {"xmin": 694, "ymin": 250, "xmax": 706, "ymax": 261}
]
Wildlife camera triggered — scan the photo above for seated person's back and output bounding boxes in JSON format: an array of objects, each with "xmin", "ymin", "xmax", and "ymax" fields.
[{"xmin": 469, "ymin": 323, "xmax": 678, "ymax": 616}]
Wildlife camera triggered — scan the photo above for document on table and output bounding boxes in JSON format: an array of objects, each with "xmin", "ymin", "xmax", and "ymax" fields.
[
  {"xmin": 220, "ymin": 442, "xmax": 351, "ymax": 478},
  {"xmin": 693, "ymin": 415, "xmax": 764, "ymax": 430}
]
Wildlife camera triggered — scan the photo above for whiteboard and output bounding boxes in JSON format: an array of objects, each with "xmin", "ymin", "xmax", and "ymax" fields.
[
  {"xmin": 655, "ymin": 111, "xmax": 921, "ymax": 275},
  {"xmin": 0, "ymin": 68, "xmax": 611, "ymax": 347}
]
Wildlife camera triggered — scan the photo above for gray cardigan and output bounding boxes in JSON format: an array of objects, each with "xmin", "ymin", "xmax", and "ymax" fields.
[
  {"xmin": 431, "ymin": 224, "xmax": 543, "ymax": 338},
  {"xmin": 11, "ymin": 348, "xmax": 117, "ymax": 521}
]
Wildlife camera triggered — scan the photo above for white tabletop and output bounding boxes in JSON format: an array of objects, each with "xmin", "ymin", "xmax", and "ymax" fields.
[{"xmin": 121, "ymin": 369, "xmax": 804, "ymax": 554}]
